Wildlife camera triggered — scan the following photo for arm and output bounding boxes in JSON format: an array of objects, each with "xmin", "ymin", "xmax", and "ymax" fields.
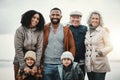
[
  {"xmin": 35, "ymin": 31, "xmax": 43, "ymax": 67},
  {"xmin": 68, "ymin": 29, "xmax": 76, "ymax": 57},
  {"xmin": 14, "ymin": 27, "xmax": 26, "ymax": 69},
  {"xmin": 99, "ymin": 29, "xmax": 113, "ymax": 56},
  {"xmin": 75, "ymin": 64, "xmax": 84, "ymax": 80}
]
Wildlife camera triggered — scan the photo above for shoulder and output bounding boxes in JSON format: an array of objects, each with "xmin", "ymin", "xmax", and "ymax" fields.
[
  {"xmin": 16, "ymin": 26, "xmax": 26, "ymax": 33},
  {"xmin": 98, "ymin": 26, "xmax": 110, "ymax": 34},
  {"xmin": 80, "ymin": 25, "xmax": 88, "ymax": 31},
  {"xmin": 73, "ymin": 62, "xmax": 78, "ymax": 68},
  {"xmin": 103, "ymin": 27, "xmax": 110, "ymax": 33},
  {"xmin": 44, "ymin": 22, "xmax": 51, "ymax": 30},
  {"xmin": 63, "ymin": 25, "xmax": 71, "ymax": 32},
  {"xmin": 16, "ymin": 26, "xmax": 24, "ymax": 30},
  {"xmin": 58, "ymin": 64, "xmax": 63, "ymax": 70},
  {"xmin": 45, "ymin": 22, "xmax": 51, "ymax": 27}
]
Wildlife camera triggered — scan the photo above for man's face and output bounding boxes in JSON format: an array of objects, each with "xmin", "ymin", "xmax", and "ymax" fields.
[
  {"xmin": 49, "ymin": 10, "xmax": 62, "ymax": 24},
  {"xmin": 70, "ymin": 15, "xmax": 81, "ymax": 27}
]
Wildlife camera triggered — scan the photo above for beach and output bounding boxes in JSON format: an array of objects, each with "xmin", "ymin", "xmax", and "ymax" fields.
[{"xmin": 0, "ymin": 60, "xmax": 120, "ymax": 80}]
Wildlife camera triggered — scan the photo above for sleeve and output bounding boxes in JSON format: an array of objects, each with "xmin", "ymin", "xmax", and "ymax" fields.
[
  {"xmin": 35, "ymin": 31, "xmax": 43, "ymax": 67},
  {"xmin": 75, "ymin": 64, "xmax": 84, "ymax": 80},
  {"xmin": 68, "ymin": 29, "xmax": 76, "ymax": 57},
  {"xmin": 17, "ymin": 69, "xmax": 27, "ymax": 80},
  {"xmin": 100, "ymin": 29, "xmax": 113, "ymax": 56},
  {"xmin": 14, "ymin": 27, "xmax": 26, "ymax": 69}
]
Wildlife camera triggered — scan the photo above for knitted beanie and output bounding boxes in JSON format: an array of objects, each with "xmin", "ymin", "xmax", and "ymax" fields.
[
  {"xmin": 61, "ymin": 51, "xmax": 74, "ymax": 62},
  {"xmin": 24, "ymin": 51, "xmax": 36, "ymax": 61}
]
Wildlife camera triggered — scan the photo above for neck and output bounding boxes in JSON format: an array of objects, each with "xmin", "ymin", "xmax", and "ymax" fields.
[{"xmin": 52, "ymin": 23, "xmax": 59, "ymax": 29}]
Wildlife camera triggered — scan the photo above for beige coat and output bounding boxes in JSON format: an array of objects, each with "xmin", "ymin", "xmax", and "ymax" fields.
[{"xmin": 85, "ymin": 26, "xmax": 113, "ymax": 72}]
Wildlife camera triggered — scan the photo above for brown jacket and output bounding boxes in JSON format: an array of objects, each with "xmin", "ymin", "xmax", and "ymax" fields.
[{"xmin": 41, "ymin": 23, "xmax": 75, "ymax": 64}]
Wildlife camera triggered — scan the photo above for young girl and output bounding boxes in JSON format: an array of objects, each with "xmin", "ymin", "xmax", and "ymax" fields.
[
  {"xmin": 17, "ymin": 51, "xmax": 42, "ymax": 80},
  {"xmin": 58, "ymin": 51, "xmax": 84, "ymax": 80}
]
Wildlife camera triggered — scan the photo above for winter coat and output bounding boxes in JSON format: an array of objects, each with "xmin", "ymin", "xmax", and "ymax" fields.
[
  {"xmin": 85, "ymin": 26, "xmax": 113, "ymax": 72},
  {"xmin": 69, "ymin": 25, "xmax": 87, "ymax": 61},
  {"xmin": 58, "ymin": 62, "xmax": 84, "ymax": 80},
  {"xmin": 17, "ymin": 67, "xmax": 42, "ymax": 80},
  {"xmin": 13, "ymin": 26, "xmax": 43, "ymax": 69}
]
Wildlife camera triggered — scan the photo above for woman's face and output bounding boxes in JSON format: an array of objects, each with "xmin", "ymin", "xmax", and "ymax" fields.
[
  {"xmin": 25, "ymin": 57, "xmax": 35, "ymax": 66},
  {"xmin": 90, "ymin": 14, "xmax": 100, "ymax": 27},
  {"xmin": 62, "ymin": 58, "xmax": 72, "ymax": 67},
  {"xmin": 30, "ymin": 13, "xmax": 40, "ymax": 28}
]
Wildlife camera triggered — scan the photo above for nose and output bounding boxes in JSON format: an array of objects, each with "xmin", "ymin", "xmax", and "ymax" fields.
[{"xmin": 53, "ymin": 15, "xmax": 58, "ymax": 18}]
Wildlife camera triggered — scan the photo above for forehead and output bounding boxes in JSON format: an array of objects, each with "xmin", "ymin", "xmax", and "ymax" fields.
[
  {"xmin": 70, "ymin": 15, "xmax": 80, "ymax": 18},
  {"xmin": 91, "ymin": 14, "xmax": 100, "ymax": 18},
  {"xmin": 33, "ymin": 13, "xmax": 39, "ymax": 17},
  {"xmin": 50, "ymin": 10, "xmax": 61, "ymax": 14}
]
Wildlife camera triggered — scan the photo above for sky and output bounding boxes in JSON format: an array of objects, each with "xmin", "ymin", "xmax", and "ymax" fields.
[{"xmin": 0, "ymin": 0, "xmax": 120, "ymax": 60}]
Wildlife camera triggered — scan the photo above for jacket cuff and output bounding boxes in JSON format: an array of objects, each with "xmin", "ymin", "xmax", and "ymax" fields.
[{"xmin": 98, "ymin": 51, "xmax": 103, "ymax": 56}]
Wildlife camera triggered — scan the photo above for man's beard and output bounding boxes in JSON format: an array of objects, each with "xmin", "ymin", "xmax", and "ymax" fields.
[{"xmin": 51, "ymin": 18, "xmax": 60, "ymax": 24}]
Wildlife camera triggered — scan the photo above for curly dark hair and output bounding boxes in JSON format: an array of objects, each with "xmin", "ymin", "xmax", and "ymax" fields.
[{"xmin": 21, "ymin": 10, "xmax": 45, "ymax": 31}]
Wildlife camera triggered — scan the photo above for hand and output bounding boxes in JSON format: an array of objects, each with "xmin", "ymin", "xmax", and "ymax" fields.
[
  {"xmin": 31, "ymin": 66, "xmax": 37, "ymax": 75},
  {"xmin": 24, "ymin": 67, "xmax": 31, "ymax": 73}
]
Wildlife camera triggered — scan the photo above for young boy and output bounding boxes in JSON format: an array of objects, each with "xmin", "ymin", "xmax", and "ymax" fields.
[
  {"xmin": 17, "ymin": 51, "xmax": 42, "ymax": 80},
  {"xmin": 58, "ymin": 51, "xmax": 84, "ymax": 80}
]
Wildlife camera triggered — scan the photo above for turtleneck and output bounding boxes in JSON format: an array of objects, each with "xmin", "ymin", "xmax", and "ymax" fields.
[{"xmin": 89, "ymin": 26, "xmax": 97, "ymax": 34}]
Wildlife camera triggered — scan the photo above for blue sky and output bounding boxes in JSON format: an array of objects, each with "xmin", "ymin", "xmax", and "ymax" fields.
[{"xmin": 0, "ymin": 0, "xmax": 120, "ymax": 60}]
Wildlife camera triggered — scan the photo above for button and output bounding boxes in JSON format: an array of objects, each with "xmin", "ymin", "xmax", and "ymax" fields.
[
  {"xmin": 95, "ymin": 50, "xmax": 97, "ymax": 52},
  {"xmin": 86, "ymin": 44, "xmax": 88, "ymax": 46}
]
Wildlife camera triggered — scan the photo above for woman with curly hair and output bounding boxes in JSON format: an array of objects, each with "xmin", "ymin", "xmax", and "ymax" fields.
[{"xmin": 13, "ymin": 10, "xmax": 45, "ymax": 80}]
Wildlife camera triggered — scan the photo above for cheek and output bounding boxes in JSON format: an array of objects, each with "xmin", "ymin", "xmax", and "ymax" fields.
[{"xmin": 68, "ymin": 61, "xmax": 72, "ymax": 64}]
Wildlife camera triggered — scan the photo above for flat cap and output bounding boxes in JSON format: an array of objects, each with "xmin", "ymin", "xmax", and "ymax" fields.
[{"xmin": 70, "ymin": 11, "xmax": 82, "ymax": 17}]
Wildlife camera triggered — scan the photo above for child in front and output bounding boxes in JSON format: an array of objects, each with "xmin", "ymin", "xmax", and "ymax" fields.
[
  {"xmin": 58, "ymin": 51, "xmax": 84, "ymax": 80},
  {"xmin": 17, "ymin": 51, "xmax": 42, "ymax": 80}
]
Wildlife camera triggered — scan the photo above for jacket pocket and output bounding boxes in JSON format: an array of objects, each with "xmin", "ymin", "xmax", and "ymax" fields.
[{"xmin": 93, "ymin": 56, "xmax": 105, "ymax": 71}]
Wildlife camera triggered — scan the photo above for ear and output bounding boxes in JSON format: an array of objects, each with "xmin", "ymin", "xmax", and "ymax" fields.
[
  {"xmin": 60, "ymin": 15, "xmax": 62, "ymax": 18},
  {"xmin": 49, "ymin": 15, "xmax": 51, "ymax": 18}
]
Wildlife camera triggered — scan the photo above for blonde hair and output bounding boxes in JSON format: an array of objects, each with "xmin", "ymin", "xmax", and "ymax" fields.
[{"xmin": 87, "ymin": 11, "xmax": 104, "ymax": 27}]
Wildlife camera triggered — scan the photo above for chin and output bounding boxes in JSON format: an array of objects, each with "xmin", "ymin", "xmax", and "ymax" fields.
[{"xmin": 64, "ymin": 65, "xmax": 69, "ymax": 67}]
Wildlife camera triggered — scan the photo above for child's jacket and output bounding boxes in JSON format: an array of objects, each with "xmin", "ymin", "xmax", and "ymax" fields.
[
  {"xmin": 17, "ymin": 67, "xmax": 42, "ymax": 80},
  {"xmin": 58, "ymin": 62, "xmax": 84, "ymax": 80}
]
